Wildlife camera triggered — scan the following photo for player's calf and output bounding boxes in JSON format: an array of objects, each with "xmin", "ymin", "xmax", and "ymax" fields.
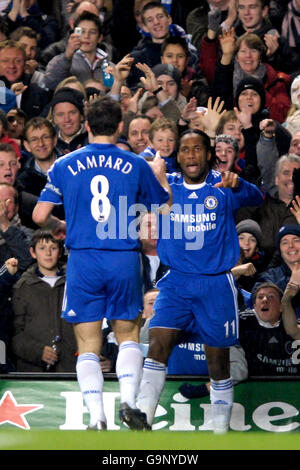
[{"xmin": 210, "ymin": 377, "xmax": 233, "ymax": 434}]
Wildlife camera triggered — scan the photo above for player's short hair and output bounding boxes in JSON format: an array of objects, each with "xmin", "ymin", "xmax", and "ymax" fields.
[
  {"xmin": 86, "ymin": 96, "xmax": 122, "ymax": 136},
  {"xmin": 24, "ymin": 117, "xmax": 56, "ymax": 141},
  {"xmin": 179, "ymin": 129, "xmax": 212, "ymax": 153},
  {"xmin": 30, "ymin": 229, "xmax": 64, "ymax": 255}
]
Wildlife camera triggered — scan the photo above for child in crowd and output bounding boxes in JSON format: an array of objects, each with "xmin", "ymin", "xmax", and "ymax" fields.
[
  {"xmin": 10, "ymin": 229, "xmax": 77, "ymax": 372},
  {"xmin": 216, "ymin": 110, "xmax": 246, "ymax": 173},
  {"xmin": 0, "ymin": 257, "xmax": 19, "ymax": 372},
  {"xmin": 139, "ymin": 117, "xmax": 179, "ymax": 173},
  {"xmin": 232, "ymin": 219, "xmax": 267, "ymax": 294},
  {"xmin": 213, "ymin": 134, "xmax": 240, "ymax": 174}
]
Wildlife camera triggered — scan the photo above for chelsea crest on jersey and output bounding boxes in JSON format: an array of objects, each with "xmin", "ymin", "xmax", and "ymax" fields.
[{"xmin": 156, "ymin": 170, "xmax": 263, "ymax": 275}]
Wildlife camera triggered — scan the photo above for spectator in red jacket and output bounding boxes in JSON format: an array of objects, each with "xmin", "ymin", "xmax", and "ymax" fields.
[{"xmin": 211, "ymin": 29, "xmax": 291, "ymax": 123}]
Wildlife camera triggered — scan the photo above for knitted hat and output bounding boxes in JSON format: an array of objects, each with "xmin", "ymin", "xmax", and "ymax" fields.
[
  {"xmin": 215, "ymin": 134, "xmax": 239, "ymax": 157},
  {"xmin": 276, "ymin": 224, "xmax": 300, "ymax": 248},
  {"xmin": 50, "ymin": 87, "xmax": 85, "ymax": 115},
  {"xmin": 236, "ymin": 219, "xmax": 262, "ymax": 247},
  {"xmin": 235, "ymin": 76, "xmax": 266, "ymax": 111},
  {"xmin": 152, "ymin": 64, "xmax": 182, "ymax": 88}
]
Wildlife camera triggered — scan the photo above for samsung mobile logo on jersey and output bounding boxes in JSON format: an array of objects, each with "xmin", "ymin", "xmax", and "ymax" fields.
[
  {"xmin": 170, "ymin": 212, "xmax": 216, "ymax": 224},
  {"xmin": 95, "ymin": 199, "xmax": 217, "ymax": 251}
]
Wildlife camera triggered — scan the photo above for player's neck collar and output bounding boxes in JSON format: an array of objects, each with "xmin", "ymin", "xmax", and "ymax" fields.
[{"xmin": 183, "ymin": 181, "xmax": 206, "ymax": 190}]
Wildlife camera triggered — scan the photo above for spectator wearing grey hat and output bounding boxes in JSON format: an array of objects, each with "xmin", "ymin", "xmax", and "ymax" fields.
[
  {"xmin": 50, "ymin": 86, "xmax": 88, "ymax": 155},
  {"xmin": 151, "ymin": 63, "xmax": 186, "ymax": 110},
  {"xmin": 213, "ymin": 134, "xmax": 239, "ymax": 174},
  {"xmin": 231, "ymin": 218, "xmax": 267, "ymax": 293},
  {"xmin": 136, "ymin": 61, "xmax": 186, "ymax": 122}
]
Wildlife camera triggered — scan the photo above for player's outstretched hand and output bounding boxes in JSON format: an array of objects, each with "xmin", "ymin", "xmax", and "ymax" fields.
[
  {"xmin": 148, "ymin": 152, "xmax": 172, "ymax": 213},
  {"xmin": 214, "ymin": 171, "xmax": 239, "ymax": 188},
  {"xmin": 148, "ymin": 151, "xmax": 166, "ymax": 182}
]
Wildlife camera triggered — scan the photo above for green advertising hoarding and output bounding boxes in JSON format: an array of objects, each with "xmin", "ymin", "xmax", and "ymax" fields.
[{"xmin": 0, "ymin": 377, "xmax": 299, "ymax": 432}]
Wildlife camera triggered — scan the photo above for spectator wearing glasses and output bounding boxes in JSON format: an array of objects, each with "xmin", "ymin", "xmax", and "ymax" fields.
[{"xmin": 17, "ymin": 117, "xmax": 61, "ymax": 198}]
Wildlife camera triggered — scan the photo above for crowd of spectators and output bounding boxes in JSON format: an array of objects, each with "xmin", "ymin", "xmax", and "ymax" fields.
[{"xmin": 0, "ymin": 0, "xmax": 300, "ymax": 389}]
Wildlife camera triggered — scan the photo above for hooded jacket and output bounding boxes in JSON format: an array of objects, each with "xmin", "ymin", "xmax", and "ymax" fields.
[{"xmin": 11, "ymin": 263, "xmax": 77, "ymax": 372}]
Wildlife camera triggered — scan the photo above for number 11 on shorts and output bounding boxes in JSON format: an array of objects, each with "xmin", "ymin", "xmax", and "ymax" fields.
[{"xmin": 224, "ymin": 319, "xmax": 236, "ymax": 338}]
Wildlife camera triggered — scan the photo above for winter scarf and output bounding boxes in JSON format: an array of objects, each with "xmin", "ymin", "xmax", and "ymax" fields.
[
  {"xmin": 233, "ymin": 61, "xmax": 266, "ymax": 95},
  {"xmin": 282, "ymin": 0, "xmax": 300, "ymax": 48}
]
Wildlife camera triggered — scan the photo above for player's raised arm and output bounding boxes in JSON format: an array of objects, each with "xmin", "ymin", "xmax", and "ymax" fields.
[{"xmin": 148, "ymin": 151, "xmax": 173, "ymax": 213}]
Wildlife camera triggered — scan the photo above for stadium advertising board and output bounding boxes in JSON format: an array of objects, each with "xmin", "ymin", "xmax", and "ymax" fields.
[{"xmin": 0, "ymin": 379, "xmax": 299, "ymax": 432}]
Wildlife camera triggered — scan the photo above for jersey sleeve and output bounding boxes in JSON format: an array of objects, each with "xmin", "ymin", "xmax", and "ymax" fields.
[
  {"xmin": 38, "ymin": 161, "xmax": 63, "ymax": 205},
  {"xmin": 230, "ymin": 178, "xmax": 263, "ymax": 212}
]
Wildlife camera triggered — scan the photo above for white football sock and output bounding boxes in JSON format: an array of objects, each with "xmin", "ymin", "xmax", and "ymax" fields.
[
  {"xmin": 137, "ymin": 358, "xmax": 166, "ymax": 426},
  {"xmin": 116, "ymin": 341, "xmax": 143, "ymax": 409},
  {"xmin": 210, "ymin": 377, "xmax": 233, "ymax": 434},
  {"xmin": 76, "ymin": 353, "xmax": 106, "ymax": 427}
]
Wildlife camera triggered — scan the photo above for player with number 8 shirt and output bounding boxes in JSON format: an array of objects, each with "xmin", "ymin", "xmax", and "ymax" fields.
[{"xmin": 32, "ymin": 96, "xmax": 171, "ymax": 431}]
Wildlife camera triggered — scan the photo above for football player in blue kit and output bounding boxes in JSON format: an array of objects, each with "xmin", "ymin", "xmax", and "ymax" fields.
[
  {"xmin": 32, "ymin": 96, "xmax": 171, "ymax": 431},
  {"xmin": 137, "ymin": 129, "xmax": 263, "ymax": 433}
]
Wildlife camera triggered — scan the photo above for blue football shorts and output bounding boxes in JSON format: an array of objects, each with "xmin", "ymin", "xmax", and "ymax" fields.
[
  {"xmin": 62, "ymin": 249, "xmax": 143, "ymax": 323},
  {"xmin": 150, "ymin": 269, "xmax": 239, "ymax": 348}
]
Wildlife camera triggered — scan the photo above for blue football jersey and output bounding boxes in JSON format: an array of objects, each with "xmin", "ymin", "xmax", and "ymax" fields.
[
  {"xmin": 157, "ymin": 171, "xmax": 263, "ymax": 275},
  {"xmin": 38, "ymin": 143, "xmax": 169, "ymax": 250}
]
